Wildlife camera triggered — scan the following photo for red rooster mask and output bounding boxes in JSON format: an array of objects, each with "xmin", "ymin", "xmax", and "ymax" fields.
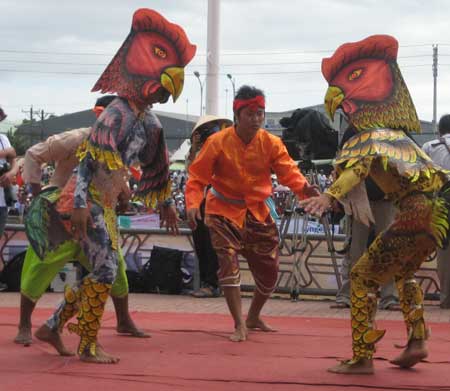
[
  {"xmin": 92, "ymin": 8, "xmax": 196, "ymax": 105},
  {"xmin": 322, "ymin": 35, "xmax": 420, "ymax": 133}
]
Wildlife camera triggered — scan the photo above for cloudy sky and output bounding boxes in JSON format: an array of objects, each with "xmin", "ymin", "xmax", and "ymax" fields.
[{"xmin": 1, "ymin": 0, "xmax": 449, "ymax": 127}]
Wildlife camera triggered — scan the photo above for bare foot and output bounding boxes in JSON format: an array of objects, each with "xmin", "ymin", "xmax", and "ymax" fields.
[
  {"xmin": 390, "ymin": 339, "xmax": 428, "ymax": 368},
  {"xmin": 117, "ymin": 322, "xmax": 150, "ymax": 338},
  {"xmin": 14, "ymin": 326, "xmax": 32, "ymax": 346},
  {"xmin": 246, "ymin": 317, "xmax": 276, "ymax": 332},
  {"xmin": 328, "ymin": 358, "xmax": 374, "ymax": 374},
  {"xmin": 34, "ymin": 324, "xmax": 75, "ymax": 356},
  {"xmin": 80, "ymin": 345, "xmax": 120, "ymax": 364},
  {"xmin": 229, "ymin": 325, "xmax": 248, "ymax": 342}
]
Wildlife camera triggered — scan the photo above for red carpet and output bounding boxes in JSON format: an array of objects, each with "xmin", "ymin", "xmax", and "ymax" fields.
[{"xmin": 1, "ymin": 308, "xmax": 450, "ymax": 391}]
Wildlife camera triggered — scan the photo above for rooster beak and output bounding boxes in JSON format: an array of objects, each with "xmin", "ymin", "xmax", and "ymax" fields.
[
  {"xmin": 324, "ymin": 86, "xmax": 344, "ymax": 121},
  {"xmin": 161, "ymin": 67, "xmax": 185, "ymax": 103}
]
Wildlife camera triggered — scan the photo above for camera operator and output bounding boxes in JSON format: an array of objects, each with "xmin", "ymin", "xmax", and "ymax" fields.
[{"xmin": 0, "ymin": 107, "xmax": 19, "ymax": 289}]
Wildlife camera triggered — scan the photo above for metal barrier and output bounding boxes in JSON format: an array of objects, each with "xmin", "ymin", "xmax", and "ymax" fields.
[{"xmin": 0, "ymin": 224, "xmax": 440, "ymax": 299}]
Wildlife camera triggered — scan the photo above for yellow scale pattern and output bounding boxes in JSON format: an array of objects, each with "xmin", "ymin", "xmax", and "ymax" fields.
[
  {"xmin": 57, "ymin": 285, "xmax": 80, "ymax": 333},
  {"xmin": 329, "ymin": 129, "xmax": 449, "ymax": 364},
  {"xmin": 336, "ymin": 129, "xmax": 441, "ymax": 184},
  {"xmin": 68, "ymin": 278, "xmax": 111, "ymax": 357}
]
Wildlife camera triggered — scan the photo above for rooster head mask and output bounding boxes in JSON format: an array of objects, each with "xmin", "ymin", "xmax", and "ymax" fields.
[
  {"xmin": 322, "ymin": 35, "xmax": 420, "ymax": 133},
  {"xmin": 92, "ymin": 8, "xmax": 196, "ymax": 105}
]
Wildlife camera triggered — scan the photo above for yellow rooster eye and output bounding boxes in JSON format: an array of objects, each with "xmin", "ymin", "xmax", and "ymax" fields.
[
  {"xmin": 348, "ymin": 68, "xmax": 362, "ymax": 81},
  {"xmin": 153, "ymin": 46, "xmax": 167, "ymax": 59}
]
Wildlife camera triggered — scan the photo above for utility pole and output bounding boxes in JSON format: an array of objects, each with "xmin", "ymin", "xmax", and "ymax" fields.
[
  {"xmin": 21, "ymin": 105, "xmax": 34, "ymax": 123},
  {"xmin": 36, "ymin": 109, "xmax": 53, "ymax": 141},
  {"xmin": 432, "ymin": 44, "xmax": 438, "ymax": 135},
  {"xmin": 225, "ymin": 88, "xmax": 228, "ymax": 117},
  {"xmin": 22, "ymin": 105, "xmax": 37, "ymax": 142}
]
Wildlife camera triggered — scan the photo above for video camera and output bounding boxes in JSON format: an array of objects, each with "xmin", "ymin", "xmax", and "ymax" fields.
[
  {"xmin": 279, "ymin": 108, "xmax": 338, "ymax": 163},
  {"xmin": 0, "ymin": 161, "xmax": 15, "ymax": 207},
  {"xmin": 0, "ymin": 161, "xmax": 11, "ymax": 176}
]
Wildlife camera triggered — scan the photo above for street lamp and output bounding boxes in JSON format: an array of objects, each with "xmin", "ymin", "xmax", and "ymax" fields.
[
  {"xmin": 226, "ymin": 73, "xmax": 236, "ymax": 98},
  {"xmin": 193, "ymin": 71, "xmax": 204, "ymax": 116},
  {"xmin": 225, "ymin": 88, "xmax": 228, "ymax": 117}
]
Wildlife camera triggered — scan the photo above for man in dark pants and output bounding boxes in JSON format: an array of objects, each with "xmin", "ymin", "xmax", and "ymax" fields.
[
  {"xmin": 185, "ymin": 115, "xmax": 232, "ymax": 298},
  {"xmin": 422, "ymin": 114, "xmax": 450, "ymax": 308},
  {"xmin": 0, "ymin": 107, "xmax": 18, "ymax": 291},
  {"xmin": 333, "ymin": 124, "xmax": 399, "ymax": 310}
]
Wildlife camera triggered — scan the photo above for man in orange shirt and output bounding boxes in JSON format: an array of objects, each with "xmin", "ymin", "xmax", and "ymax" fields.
[{"xmin": 186, "ymin": 85, "xmax": 318, "ymax": 342}]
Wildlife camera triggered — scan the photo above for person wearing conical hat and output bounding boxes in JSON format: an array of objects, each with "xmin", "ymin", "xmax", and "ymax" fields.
[
  {"xmin": 186, "ymin": 115, "xmax": 232, "ymax": 298},
  {"xmin": 26, "ymin": 8, "xmax": 196, "ymax": 364},
  {"xmin": 186, "ymin": 115, "xmax": 233, "ymax": 173}
]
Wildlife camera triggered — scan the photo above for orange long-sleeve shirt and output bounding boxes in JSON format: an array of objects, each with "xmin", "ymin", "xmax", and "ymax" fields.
[{"xmin": 185, "ymin": 126, "xmax": 309, "ymax": 227}]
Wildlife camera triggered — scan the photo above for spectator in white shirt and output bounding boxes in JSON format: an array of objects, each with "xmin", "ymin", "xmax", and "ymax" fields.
[{"xmin": 422, "ymin": 114, "xmax": 450, "ymax": 308}]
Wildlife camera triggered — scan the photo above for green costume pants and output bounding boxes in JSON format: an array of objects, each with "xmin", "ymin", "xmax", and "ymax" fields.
[{"xmin": 20, "ymin": 240, "xmax": 128, "ymax": 302}]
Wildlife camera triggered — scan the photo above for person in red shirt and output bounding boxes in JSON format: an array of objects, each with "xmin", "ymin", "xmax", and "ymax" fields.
[{"xmin": 186, "ymin": 85, "xmax": 319, "ymax": 342}]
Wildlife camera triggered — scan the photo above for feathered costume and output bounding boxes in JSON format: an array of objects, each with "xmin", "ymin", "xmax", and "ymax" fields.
[
  {"xmin": 322, "ymin": 35, "xmax": 450, "ymax": 367},
  {"xmin": 25, "ymin": 8, "xmax": 195, "ymax": 359}
]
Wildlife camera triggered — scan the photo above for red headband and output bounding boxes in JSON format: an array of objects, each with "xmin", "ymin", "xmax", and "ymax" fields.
[{"xmin": 233, "ymin": 96, "xmax": 265, "ymax": 113}]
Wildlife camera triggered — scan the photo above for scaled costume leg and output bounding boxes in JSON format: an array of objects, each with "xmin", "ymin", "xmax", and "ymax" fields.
[
  {"xmin": 41, "ymin": 204, "xmax": 119, "ymax": 363},
  {"xmin": 335, "ymin": 201, "xmax": 398, "ymax": 309},
  {"xmin": 331, "ymin": 194, "xmax": 435, "ymax": 373},
  {"xmin": 17, "ymin": 239, "xmax": 134, "ymax": 344},
  {"xmin": 68, "ymin": 204, "xmax": 119, "ymax": 362},
  {"xmin": 15, "ymin": 241, "xmax": 88, "ymax": 345}
]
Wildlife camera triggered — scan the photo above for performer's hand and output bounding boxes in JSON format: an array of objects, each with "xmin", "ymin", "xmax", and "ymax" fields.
[
  {"xmin": 303, "ymin": 183, "xmax": 321, "ymax": 198},
  {"xmin": 299, "ymin": 193, "xmax": 333, "ymax": 217},
  {"xmin": 70, "ymin": 207, "xmax": 92, "ymax": 241},
  {"xmin": 160, "ymin": 204, "xmax": 180, "ymax": 235},
  {"xmin": 186, "ymin": 208, "xmax": 201, "ymax": 231}
]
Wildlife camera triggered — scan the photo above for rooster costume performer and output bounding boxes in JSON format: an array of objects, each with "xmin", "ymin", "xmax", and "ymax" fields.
[
  {"xmin": 300, "ymin": 35, "xmax": 450, "ymax": 374},
  {"xmin": 26, "ymin": 9, "xmax": 195, "ymax": 363}
]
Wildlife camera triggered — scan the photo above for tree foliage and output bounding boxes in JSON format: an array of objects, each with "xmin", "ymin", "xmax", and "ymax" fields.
[{"xmin": 6, "ymin": 129, "xmax": 29, "ymax": 156}]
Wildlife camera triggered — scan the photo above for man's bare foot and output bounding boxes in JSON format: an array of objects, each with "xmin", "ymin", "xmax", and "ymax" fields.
[
  {"xmin": 246, "ymin": 317, "xmax": 276, "ymax": 332},
  {"xmin": 34, "ymin": 324, "xmax": 75, "ymax": 356},
  {"xmin": 390, "ymin": 339, "xmax": 428, "ymax": 368},
  {"xmin": 229, "ymin": 325, "xmax": 248, "ymax": 342},
  {"xmin": 14, "ymin": 326, "xmax": 32, "ymax": 346},
  {"xmin": 328, "ymin": 358, "xmax": 374, "ymax": 374},
  {"xmin": 80, "ymin": 344, "xmax": 120, "ymax": 364},
  {"xmin": 117, "ymin": 323, "xmax": 150, "ymax": 338}
]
